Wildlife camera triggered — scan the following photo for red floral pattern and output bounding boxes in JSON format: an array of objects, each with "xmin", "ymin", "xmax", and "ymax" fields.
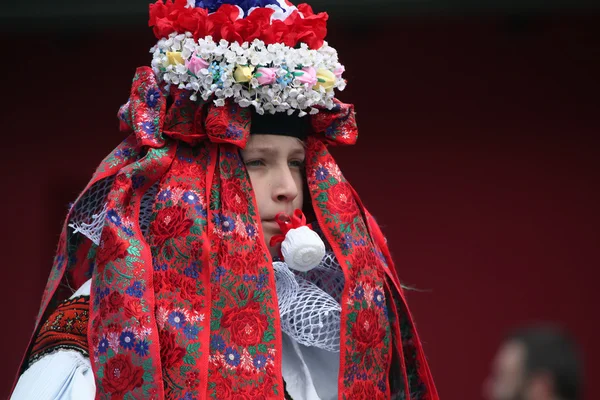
[
  {"xmin": 96, "ymin": 228, "xmax": 129, "ymax": 267},
  {"xmin": 352, "ymin": 309, "xmax": 387, "ymax": 353},
  {"xmin": 151, "ymin": 206, "xmax": 193, "ymax": 248},
  {"xmin": 222, "ymin": 300, "xmax": 269, "ymax": 347},
  {"xmin": 149, "ymin": 0, "xmax": 328, "ymax": 50},
  {"xmin": 19, "ymin": 66, "xmax": 440, "ymax": 400},
  {"xmin": 102, "ymin": 354, "xmax": 144, "ymax": 400},
  {"xmin": 222, "ymin": 178, "xmax": 250, "ymax": 214},
  {"xmin": 326, "ymin": 181, "xmax": 357, "ymax": 223}
]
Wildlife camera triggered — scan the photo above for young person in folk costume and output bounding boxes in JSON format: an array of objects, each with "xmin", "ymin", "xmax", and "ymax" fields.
[{"xmin": 11, "ymin": 0, "xmax": 439, "ymax": 399}]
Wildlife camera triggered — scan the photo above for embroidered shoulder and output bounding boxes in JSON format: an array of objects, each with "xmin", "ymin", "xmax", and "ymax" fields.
[{"xmin": 27, "ymin": 296, "xmax": 90, "ymax": 368}]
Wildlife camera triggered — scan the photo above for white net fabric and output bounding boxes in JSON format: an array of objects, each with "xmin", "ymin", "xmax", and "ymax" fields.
[
  {"xmin": 68, "ymin": 177, "xmax": 159, "ymax": 245},
  {"xmin": 274, "ymin": 252, "xmax": 345, "ymax": 352},
  {"xmin": 295, "ymin": 252, "xmax": 345, "ymax": 303},
  {"xmin": 139, "ymin": 182, "xmax": 160, "ymax": 237},
  {"xmin": 273, "ymin": 262, "xmax": 300, "ymax": 316},
  {"xmin": 68, "ymin": 177, "xmax": 115, "ymax": 245}
]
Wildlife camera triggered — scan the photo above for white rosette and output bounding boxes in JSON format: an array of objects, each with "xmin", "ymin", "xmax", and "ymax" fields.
[{"xmin": 281, "ymin": 225, "xmax": 326, "ymax": 272}]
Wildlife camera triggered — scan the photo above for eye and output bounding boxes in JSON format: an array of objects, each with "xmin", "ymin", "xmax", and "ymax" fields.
[
  {"xmin": 244, "ymin": 159, "xmax": 266, "ymax": 167},
  {"xmin": 289, "ymin": 159, "xmax": 305, "ymax": 168}
]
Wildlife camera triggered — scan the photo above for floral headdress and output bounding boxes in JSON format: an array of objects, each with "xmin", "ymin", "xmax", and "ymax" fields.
[
  {"xmin": 15, "ymin": 1, "xmax": 440, "ymax": 399},
  {"xmin": 148, "ymin": 0, "xmax": 345, "ymax": 116}
]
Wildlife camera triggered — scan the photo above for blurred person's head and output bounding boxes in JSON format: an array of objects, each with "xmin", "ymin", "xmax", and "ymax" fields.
[{"xmin": 484, "ymin": 324, "xmax": 583, "ymax": 400}]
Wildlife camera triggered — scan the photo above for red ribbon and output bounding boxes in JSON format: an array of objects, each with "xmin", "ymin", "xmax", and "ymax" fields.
[{"xmin": 269, "ymin": 209, "xmax": 307, "ymax": 248}]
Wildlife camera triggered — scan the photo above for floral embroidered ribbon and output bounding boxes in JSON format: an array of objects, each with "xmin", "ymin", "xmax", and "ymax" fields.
[{"xmin": 15, "ymin": 66, "xmax": 439, "ymax": 400}]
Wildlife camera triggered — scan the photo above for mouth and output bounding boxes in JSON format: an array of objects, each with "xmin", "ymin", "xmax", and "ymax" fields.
[{"xmin": 261, "ymin": 219, "xmax": 281, "ymax": 231}]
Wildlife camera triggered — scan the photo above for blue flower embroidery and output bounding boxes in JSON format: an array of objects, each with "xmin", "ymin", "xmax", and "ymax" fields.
[
  {"xmin": 158, "ymin": 189, "xmax": 172, "ymax": 201},
  {"xmin": 145, "ymin": 88, "xmax": 161, "ymax": 108},
  {"xmin": 126, "ymin": 281, "xmax": 145, "ymax": 298},
  {"xmin": 184, "ymin": 325, "xmax": 199, "ymax": 340},
  {"xmin": 119, "ymin": 331, "xmax": 136, "ymax": 350},
  {"xmin": 168, "ymin": 311, "xmax": 187, "ymax": 329},
  {"xmin": 315, "ymin": 166, "xmax": 329, "ymax": 181},
  {"xmin": 354, "ymin": 285, "xmax": 365, "ymax": 300},
  {"xmin": 98, "ymin": 338, "xmax": 109, "ymax": 354},
  {"xmin": 107, "ymin": 209, "xmax": 122, "ymax": 226},
  {"xmin": 210, "ymin": 334, "xmax": 226, "ymax": 352},
  {"xmin": 183, "ymin": 191, "xmax": 199, "ymax": 205},
  {"xmin": 373, "ymin": 289, "xmax": 385, "ymax": 308},
  {"xmin": 253, "ymin": 354, "xmax": 267, "ymax": 370},
  {"xmin": 224, "ymin": 347, "xmax": 241, "ymax": 367},
  {"xmin": 134, "ymin": 339, "xmax": 150, "ymax": 357}
]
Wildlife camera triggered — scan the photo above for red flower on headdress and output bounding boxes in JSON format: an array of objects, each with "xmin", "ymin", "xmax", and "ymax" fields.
[
  {"xmin": 351, "ymin": 309, "xmax": 386, "ymax": 352},
  {"xmin": 221, "ymin": 300, "xmax": 268, "ymax": 346},
  {"xmin": 209, "ymin": 4, "xmax": 242, "ymax": 42},
  {"xmin": 102, "ymin": 354, "xmax": 144, "ymax": 400},
  {"xmin": 149, "ymin": 1, "xmax": 328, "ymax": 49},
  {"xmin": 178, "ymin": 7, "xmax": 210, "ymax": 40},
  {"xmin": 296, "ymin": 4, "xmax": 328, "ymax": 49},
  {"xmin": 281, "ymin": 4, "xmax": 328, "ymax": 49},
  {"xmin": 244, "ymin": 8, "xmax": 276, "ymax": 43},
  {"xmin": 149, "ymin": 0, "xmax": 178, "ymax": 39},
  {"xmin": 260, "ymin": 19, "xmax": 289, "ymax": 45},
  {"xmin": 151, "ymin": 206, "xmax": 193, "ymax": 248}
]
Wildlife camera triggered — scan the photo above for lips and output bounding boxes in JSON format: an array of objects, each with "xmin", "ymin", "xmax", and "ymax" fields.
[{"xmin": 262, "ymin": 211, "xmax": 293, "ymax": 222}]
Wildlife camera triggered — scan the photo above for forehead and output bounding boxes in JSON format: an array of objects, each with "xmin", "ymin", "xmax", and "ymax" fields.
[{"xmin": 243, "ymin": 134, "xmax": 305, "ymax": 154}]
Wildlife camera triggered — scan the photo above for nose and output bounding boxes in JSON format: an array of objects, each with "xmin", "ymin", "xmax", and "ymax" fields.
[{"xmin": 272, "ymin": 165, "xmax": 299, "ymax": 204}]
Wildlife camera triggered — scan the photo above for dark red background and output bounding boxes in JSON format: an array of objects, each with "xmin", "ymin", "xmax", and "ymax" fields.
[{"xmin": 1, "ymin": 13, "xmax": 598, "ymax": 400}]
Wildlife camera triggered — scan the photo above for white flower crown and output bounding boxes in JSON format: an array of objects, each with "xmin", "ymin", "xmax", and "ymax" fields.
[{"xmin": 151, "ymin": 33, "xmax": 346, "ymax": 116}]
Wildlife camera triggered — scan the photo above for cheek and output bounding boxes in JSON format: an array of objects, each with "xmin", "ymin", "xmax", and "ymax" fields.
[{"xmin": 293, "ymin": 173, "xmax": 304, "ymax": 210}]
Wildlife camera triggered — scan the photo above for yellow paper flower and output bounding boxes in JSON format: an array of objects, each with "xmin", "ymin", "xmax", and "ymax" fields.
[
  {"xmin": 315, "ymin": 68, "xmax": 336, "ymax": 91},
  {"xmin": 166, "ymin": 51, "xmax": 184, "ymax": 65},
  {"xmin": 234, "ymin": 65, "xmax": 254, "ymax": 83}
]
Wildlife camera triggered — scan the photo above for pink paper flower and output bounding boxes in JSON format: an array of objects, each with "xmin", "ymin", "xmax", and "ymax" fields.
[
  {"xmin": 255, "ymin": 67, "xmax": 277, "ymax": 86},
  {"xmin": 295, "ymin": 66, "xmax": 317, "ymax": 86},
  {"xmin": 186, "ymin": 55, "xmax": 209, "ymax": 76}
]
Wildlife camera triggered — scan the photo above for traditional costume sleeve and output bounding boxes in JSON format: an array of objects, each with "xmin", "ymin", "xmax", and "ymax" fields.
[
  {"xmin": 11, "ymin": 281, "xmax": 95, "ymax": 400},
  {"xmin": 10, "ymin": 351, "xmax": 95, "ymax": 400}
]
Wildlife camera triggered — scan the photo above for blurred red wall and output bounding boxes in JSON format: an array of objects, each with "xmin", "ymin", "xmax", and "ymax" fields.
[{"xmin": 1, "ymin": 14, "xmax": 598, "ymax": 400}]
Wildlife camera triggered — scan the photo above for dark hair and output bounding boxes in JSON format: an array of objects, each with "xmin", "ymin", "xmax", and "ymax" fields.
[
  {"xmin": 250, "ymin": 109, "xmax": 311, "ymax": 139},
  {"xmin": 508, "ymin": 324, "xmax": 583, "ymax": 400}
]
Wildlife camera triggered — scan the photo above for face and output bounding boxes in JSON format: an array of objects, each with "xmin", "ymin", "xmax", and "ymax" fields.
[
  {"xmin": 484, "ymin": 341, "xmax": 527, "ymax": 400},
  {"xmin": 241, "ymin": 134, "xmax": 305, "ymax": 257}
]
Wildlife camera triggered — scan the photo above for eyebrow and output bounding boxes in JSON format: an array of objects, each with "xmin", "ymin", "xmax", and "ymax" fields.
[{"xmin": 244, "ymin": 145, "xmax": 305, "ymax": 157}]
